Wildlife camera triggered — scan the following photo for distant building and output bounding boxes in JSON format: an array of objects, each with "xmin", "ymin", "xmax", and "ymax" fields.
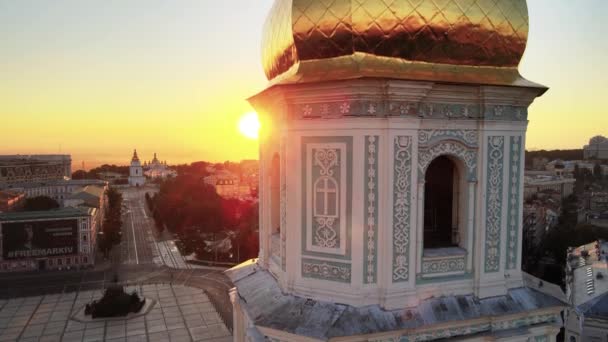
[
  {"xmin": 97, "ymin": 171, "xmax": 124, "ymax": 182},
  {"xmin": 63, "ymin": 185, "xmax": 107, "ymax": 210},
  {"xmin": 0, "ymin": 207, "xmax": 99, "ymax": 271},
  {"xmin": 0, "ymin": 190, "xmax": 25, "ymax": 213},
  {"xmin": 584, "ymin": 136, "xmax": 608, "ymax": 160},
  {"xmin": 524, "ymin": 172, "xmax": 576, "ymax": 200},
  {"xmin": 0, "ymin": 155, "xmax": 71, "ymax": 187},
  {"xmin": 590, "ymin": 192, "xmax": 608, "ymax": 212},
  {"xmin": 565, "ymin": 240, "xmax": 608, "ymax": 341},
  {"xmin": 3, "ymin": 179, "xmax": 107, "ymax": 204},
  {"xmin": 128, "ymin": 150, "xmax": 145, "ymax": 187},
  {"xmin": 143, "ymin": 153, "xmax": 176, "ymax": 179},
  {"xmin": 204, "ymin": 170, "xmax": 242, "ymax": 198},
  {"xmin": 531, "ymin": 157, "xmax": 549, "ymax": 171}
]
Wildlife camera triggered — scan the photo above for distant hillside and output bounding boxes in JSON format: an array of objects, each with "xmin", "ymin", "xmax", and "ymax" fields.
[{"xmin": 525, "ymin": 149, "xmax": 584, "ymax": 167}]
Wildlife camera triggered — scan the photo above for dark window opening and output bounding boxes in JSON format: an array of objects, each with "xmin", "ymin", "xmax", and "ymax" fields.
[{"xmin": 424, "ymin": 156, "xmax": 459, "ymax": 249}]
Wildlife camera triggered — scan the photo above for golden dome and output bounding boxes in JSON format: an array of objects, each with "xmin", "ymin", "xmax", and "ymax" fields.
[{"xmin": 262, "ymin": 0, "xmax": 535, "ymax": 87}]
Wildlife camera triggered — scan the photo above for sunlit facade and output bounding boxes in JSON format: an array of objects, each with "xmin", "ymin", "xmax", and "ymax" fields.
[{"xmin": 228, "ymin": 1, "xmax": 565, "ymax": 341}]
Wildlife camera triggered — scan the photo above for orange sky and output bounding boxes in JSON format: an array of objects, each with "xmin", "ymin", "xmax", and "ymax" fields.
[{"xmin": 0, "ymin": 1, "xmax": 606, "ymax": 169}]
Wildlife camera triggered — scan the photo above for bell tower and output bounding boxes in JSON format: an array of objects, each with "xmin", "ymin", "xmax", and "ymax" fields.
[
  {"xmin": 228, "ymin": 1, "xmax": 565, "ymax": 341},
  {"xmin": 128, "ymin": 149, "xmax": 145, "ymax": 187}
]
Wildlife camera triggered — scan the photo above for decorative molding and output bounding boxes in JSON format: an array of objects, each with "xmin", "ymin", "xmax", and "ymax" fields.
[
  {"xmin": 418, "ymin": 130, "xmax": 478, "ymax": 147},
  {"xmin": 484, "ymin": 105, "xmax": 528, "ymax": 121},
  {"xmin": 485, "ymin": 136, "xmax": 505, "ymax": 273},
  {"xmin": 421, "ymin": 256, "xmax": 466, "ymax": 275},
  {"xmin": 312, "ymin": 148, "xmax": 340, "ymax": 249},
  {"xmin": 400, "ymin": 323, "xmax": 490, "ymax": 342},
  {"xmin": 491, "ymin": 313, "xmax": 559, "ymax": 331},
  {"xmin": 393, "ymin": 136, "xmax": 412, "ymax": 282},
  {"xmin": 418, "ymin": 141, "xmax": 477, "ymax": 181},
  {"xmin": 301, "ymin": 137, "xmax": 352, "ymax": 260},
  {"xmin": 364, "ymin": 136, "xmax": 379, "ymax": 284},
  {"xmin": 301, "ymin": 258, "xmax": 351, "ymax": 283},
  {"xmin": 293, "ymin": 101, "xmax": 528, "ymax": 121},
  {"xmin": 280, "ymin": 137, "xmax": 287, "ymax": 271},
  {"xmin": 398, "ymin": 313, "xmax": 559, "ymax": 342},
  {"xmin": 506, "ymin": 136, "xmax": 522, "ymax": 270}
]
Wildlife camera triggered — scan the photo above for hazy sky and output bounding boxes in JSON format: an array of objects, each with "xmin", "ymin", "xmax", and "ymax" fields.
[{"xmin": 1, "ymin": 1, "xmax": 606, "ymax": 168}]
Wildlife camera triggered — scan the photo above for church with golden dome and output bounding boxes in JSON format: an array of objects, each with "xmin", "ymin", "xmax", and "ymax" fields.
[{"xmin": 227, "ymin": 1, "xmax": 565, "ymax": 341}]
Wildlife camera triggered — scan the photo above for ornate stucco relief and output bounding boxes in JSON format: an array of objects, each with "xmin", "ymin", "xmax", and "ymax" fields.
[
  {"xmin": 485, "ymin": 136, "xmax": 505, "ymax": 273},
  {"xmin": 418, "ymin": 141, "xmax": 477, "ymax": 181},
  {"xmin": 280, "ymin": 136, "xmax": 287, "ymax": 271},
  {"xmin": 302, "ymin": 137, "xmax": 352, "ymax": 260},
  {"xmin": 293, "ymin": 101, "xmax": 528, "ymax": 121},
  {"xmin": 301, "ymin": 258, "xmax": 351, "ymax": 283},
  {"xmin": 418, "ymin": 130, "xmax": 478, "ymax": 147},
  {"xmin": 506, "ymin": 136, "xmax": 522, "ymax": 270},
  {"xmin": 312, "ymin": 148, "xmax": 340, "ymax": 249},
  {"xmin": 393, "ymin": 136, "xmax": 412, "ymax": 282},
  {"xmin": 421, "ymin": 256, "xmax": 466, "ymax": 275},
  {"xmin": 364, "ymin": 136, "xmax": 379, "ymax": 284}
]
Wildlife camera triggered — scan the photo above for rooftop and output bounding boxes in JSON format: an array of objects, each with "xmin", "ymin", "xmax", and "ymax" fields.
[
  {"xmin": 0, "ymin": 207, "xmax": 92, "ymax": 222},
  {"xmin": 228, "ymin": 262, "xmax": 564, "ymax": 341},
  {"xmin": 567, "ymin": 240, "xmax": 608, "ymax": 308}
]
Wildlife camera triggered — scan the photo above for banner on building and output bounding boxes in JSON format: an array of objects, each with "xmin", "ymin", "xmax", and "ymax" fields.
[{"xmin": 2, "ymin": 219, "xmax": 78, "ymax": 259}]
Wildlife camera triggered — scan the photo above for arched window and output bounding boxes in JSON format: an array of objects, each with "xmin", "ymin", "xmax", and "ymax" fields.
[
  {"xmin": 424, "ymin": 156, "xmax": 462, "ymax": 249},
  {"xmin": 270, "ymin": 153, "xmax": 281, "ymax": 234}
]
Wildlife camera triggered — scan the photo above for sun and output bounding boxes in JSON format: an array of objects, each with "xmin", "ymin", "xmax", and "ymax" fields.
[{"xmin": 238, "ymin": 112, "xmax": 261, "ymax": 140}]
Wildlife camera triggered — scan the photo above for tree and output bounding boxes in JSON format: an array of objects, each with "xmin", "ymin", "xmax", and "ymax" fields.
[
  {"xmin": 71, "ymin": 170, "xmax": 88, "ymax": 180},
  {"xmin": 22, "ymin": 196, "xmax": 60, "ymax": 211},
  {"xmin": 594, "ymin": 163, "xmax": 603, "ymax": 181}
]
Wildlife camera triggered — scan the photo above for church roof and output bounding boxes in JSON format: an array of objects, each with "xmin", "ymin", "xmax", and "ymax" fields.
[
  {"xmin": 261, "ymin": 0, "xmax": 543, "ymax": 89},
  {"xmin": 131, "ymin": 149, "xmax": 140, "ymax": 162},
  {"xmin": 227, "ymin": 263, "xmax": 564, "ymax": 341}
]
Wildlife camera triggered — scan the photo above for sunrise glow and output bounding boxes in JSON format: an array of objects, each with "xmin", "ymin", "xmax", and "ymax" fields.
[{"xmin": 238, "ymin": 112, "xmax": 260, "ymax": 140}]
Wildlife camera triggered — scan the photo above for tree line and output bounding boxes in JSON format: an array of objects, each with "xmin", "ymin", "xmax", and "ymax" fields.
[
  {"xmin": 98, "ymin": 187, "xmax": 123, "ymax": 258},
  {"xmin": 145, "ymin": 174, "xmax": 259, "ymax": 264}
]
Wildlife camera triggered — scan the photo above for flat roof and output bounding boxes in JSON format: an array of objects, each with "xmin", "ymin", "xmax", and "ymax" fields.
[{"xmin": 0, "ymin": 207, "xmax": 91, "ymax": 222}]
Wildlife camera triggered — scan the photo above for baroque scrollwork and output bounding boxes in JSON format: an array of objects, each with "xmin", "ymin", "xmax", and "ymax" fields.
[
  {"xmin": 506, "ymin": 136, "xmax": 522, "ymax": 270},
  {"xmin": 280, "ymin": 137, "xmax": 287, "ymax": 271},
  {"xmin": 422, "ymin": 257, "xmax": 466, "ymax": 275},
  {"xmin": 393, "ymin": 136, "xmax": 412, "ymax": 282},
  {"xmin": 302, "ymin": 259, "xmax": 351, "ymax": 283},
  {"xmin": 312, "ymin": 148, "xmax": 340, "ymax": 249},
  {"xmin": 418, "ymin": 141, "xmax": 477, "ymax": 181},
  {"xmin": 364, "ymin": 136, "xmax": 378, "ymax": 284},
  {"xmin": 418, "ymin": 130, "xmax": 478, "ymax": 147},
  {"xmin": 485, "ymin": 136, "xmax": 505, "ymax": 273}
]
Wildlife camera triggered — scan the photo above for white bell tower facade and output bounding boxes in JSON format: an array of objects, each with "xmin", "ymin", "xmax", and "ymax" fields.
[
  {"xmin": 229, "ymin": 0, "xmax": 565, "ymax": 341},
  {"xmin": 128, "ymin": 149, "xmax": 145, "ymax": 187}
]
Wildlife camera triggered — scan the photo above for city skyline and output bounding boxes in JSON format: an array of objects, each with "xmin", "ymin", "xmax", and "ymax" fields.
[{"xmin": 1, "ymin": 0, "xmax": 606, "ymax": 167}]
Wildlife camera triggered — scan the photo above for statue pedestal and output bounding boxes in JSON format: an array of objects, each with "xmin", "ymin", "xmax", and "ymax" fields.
[{"xmin": 70, "ymin": 298, "xmax": 155, "ymax": 323}]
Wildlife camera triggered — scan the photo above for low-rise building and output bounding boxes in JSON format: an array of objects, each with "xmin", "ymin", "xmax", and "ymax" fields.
[
  {"xmin": 590, "ymin": 192, "xmax": 608, "ymax": 212},
  {"xmin": 565, "ymin": 240, "xmax": 608, "ymax": 341},
  {"xmin": 0, "ymin": 155, "xmax": 71, "ymax": 187},
  {"xmin": 0, "ymin": 190, "xmax": 25, "ymax": 213},
  {"xmin": 204, "ymin": 170, "xmax": 250, "ymax": 198},
  {"xmin": 0, "ymin": 207, "xmax": 99, "ymax": 271},
  {"xmin": 524, "ymin": 172, "xmax": 576, "ymax": 200},
  {"xmin": 584, "ymin": 136, "xmax": 608, "ymax": 160},
  {"xmin": 1, "ymin": 179, "xmax": 107, "ymax": 204}
]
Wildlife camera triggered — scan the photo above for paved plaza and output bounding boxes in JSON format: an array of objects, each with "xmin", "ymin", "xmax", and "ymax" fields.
[{"xmin": 0, "ymin": 284, "xmax": 232, "ymax": 342}]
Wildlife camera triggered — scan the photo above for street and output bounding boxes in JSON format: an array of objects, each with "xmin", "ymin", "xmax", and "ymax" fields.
[{"xmin": 0, "ymin": 185, "xmax": 235, "ymax": 330}]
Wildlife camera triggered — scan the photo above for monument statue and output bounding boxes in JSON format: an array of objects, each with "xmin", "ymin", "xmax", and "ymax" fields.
[{"xmin": 85, "ymin": 283, "xmax": 145, "ymax": 319}]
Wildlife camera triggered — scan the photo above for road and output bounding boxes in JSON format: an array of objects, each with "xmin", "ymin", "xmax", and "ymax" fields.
[
  {"xmin": 121, "ymin": 186, "xmax": 192, "ymax": 269},
  {"xmin": 0, "ymin": 185, "xmax": 235, "ymax": 329}
]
